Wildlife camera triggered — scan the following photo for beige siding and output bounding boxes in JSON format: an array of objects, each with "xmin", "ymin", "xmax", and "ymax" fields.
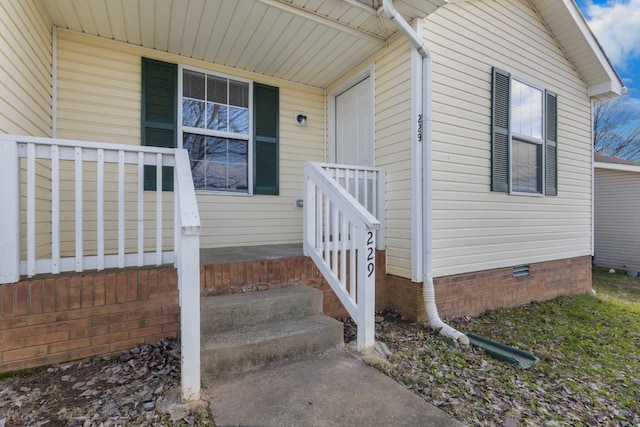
[
  {"xmin": 594, "ymin": 167, "xmax": 640, "ymax": 271},
  {"xmin": 374, "ymin": 36, "xmax": 413, "ymax": 278},
  {"xmin": 425, "ymin": 0, "xmax": 594, "ymax": 277},
  {"xmin": 0, "ymin": 0, "xmax": 51, "ymax": 135},
  {"xmin": 56, "ymin": 30, "xmax": 324, "ymax": 250}
]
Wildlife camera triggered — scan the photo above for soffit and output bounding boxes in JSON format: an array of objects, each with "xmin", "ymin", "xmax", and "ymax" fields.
[
  {"xmin": 40, "ymin": 0, "xmax": 446, "ymax": 88},
  {"xmin": 530, "ymin": 0, "xmax": 624, "ymax": 99}
]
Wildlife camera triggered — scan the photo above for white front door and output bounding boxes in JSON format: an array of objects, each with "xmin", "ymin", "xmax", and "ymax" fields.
[{"xmin": 335, "ymin": 77, "xmax": 373, "ymax": 167}]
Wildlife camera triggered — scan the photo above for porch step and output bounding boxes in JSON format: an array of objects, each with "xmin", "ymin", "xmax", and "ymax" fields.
[{"xmin": 201, "ymin": 286, "xmax": 343, "ymax": 379}]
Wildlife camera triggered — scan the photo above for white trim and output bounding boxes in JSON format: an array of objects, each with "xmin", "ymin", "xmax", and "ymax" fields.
[
  {"xmin": 594, "ymin": 162, "xmax": 640, "ymax": 173},
  {"xmin": 52, "ymin": 26, "xmax": 58, "ymax": 138},
  {"xmin": 555, "ymin": 0, "xmax": 625, "ymax": 98},
  {"xmin": 410, "ymin": 18, "xmax": 423, "ymax": 282}
]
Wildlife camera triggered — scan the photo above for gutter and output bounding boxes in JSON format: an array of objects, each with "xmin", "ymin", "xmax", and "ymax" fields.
[{"xmin": 379, "ymin": 0, "xmax": 468, "ymax": 345}]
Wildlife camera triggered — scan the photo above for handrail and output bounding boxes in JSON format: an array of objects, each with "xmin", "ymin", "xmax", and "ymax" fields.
[{"xmin": 303, "ymin": 161, "xmax": 382, "ymax": 351}]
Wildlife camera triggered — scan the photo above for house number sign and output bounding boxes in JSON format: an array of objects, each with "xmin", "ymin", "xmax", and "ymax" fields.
[{"xmin": 367, "ymin": 231, "xmax": 375, "ymax": 278}]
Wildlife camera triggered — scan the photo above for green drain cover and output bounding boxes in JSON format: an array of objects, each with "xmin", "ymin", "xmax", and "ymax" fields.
[{"xmin": 466, "ymin": 333, "xmax": 539, "ymax": 369}]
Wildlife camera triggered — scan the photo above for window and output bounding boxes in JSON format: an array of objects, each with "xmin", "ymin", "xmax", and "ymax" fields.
[
  {"xmin": 181, "ymin": 69, "xmax": 250, "ymax": 192},
  {"xmin": 491, "ymin": 67, "xmax": 558, "ymax": 196},
  {"xmin": 141, "ymin": 58, "xmax": 279, "ymax": 195}
]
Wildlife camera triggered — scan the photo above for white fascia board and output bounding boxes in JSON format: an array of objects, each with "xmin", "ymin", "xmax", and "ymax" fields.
[
  {"xmin": 558, "ymin": 0, "xmax": 626, "ymax": 98},
  {"xmin": 588, "ymin": 80, "xmax": 627, "ymax": 100},
  {"xmin": 595, "ymin": 162, "xmax": 640, "ymax": 174}
]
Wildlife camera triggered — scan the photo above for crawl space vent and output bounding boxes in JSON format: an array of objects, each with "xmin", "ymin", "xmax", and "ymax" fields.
[{"xmin": 513, "ymin": 264, "xmax": 530, "ymax": 278}]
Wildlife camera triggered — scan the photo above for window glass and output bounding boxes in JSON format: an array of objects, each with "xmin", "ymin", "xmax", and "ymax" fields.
[
  {"xmin": 182, "ymin": 68, "xmax": 250, "ymax": 193},
  {"xmin": 512, "ymin": 139, "xmax": 542, "ymax": 193},
  {"xmin": 184, "ymin": 133, "xmax": 248, "ymax": 191},
  {"xmin": 511, "ymin": 79, "xmax": 543, "ymax": 140}
]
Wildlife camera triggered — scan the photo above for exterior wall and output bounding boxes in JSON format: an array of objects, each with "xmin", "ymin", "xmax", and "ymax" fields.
[
  {"xmin": 425, "ymin": 0, "xmax": 594, "ymax": 278},
  {"xmin": 0, "ymin": 267, "xmax": 179, "ymax": 373},
  {"xmin": 55, "ymin": 29, "xmax": 325, "ymax": 250},
  {"xmin": 0, "ymin": 0, "xmax": 52, "ymax": 136},
  {"xmin": 387, "ymin": 255, "xmax": 592, "ymax": 321},
  {"xmin": 594, "ymin": 167, "xmax": 640, "ymax": 271},
  {"xmin": 373, "ymin": 36, "xmax": 413, "ymax": 278},
  {"xmin": 326, "ymin": 34, "xmax": 413, "ymax": 278}
]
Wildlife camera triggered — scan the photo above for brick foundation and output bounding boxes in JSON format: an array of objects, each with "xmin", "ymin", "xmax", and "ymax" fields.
[
  {"xmin": 2, "ymin": 252, "xmax": 588, "ymax": 373},
  {"xmin": 386, "ymin": 255, "xmax": 593, "ymax": 321},
  {"xmin": 0, "ymin": 251, "xmax": 387, "ymax": 373},
  {"xmin": 0, "ymin": 267, "xmax": 180, "ymax": 373}
]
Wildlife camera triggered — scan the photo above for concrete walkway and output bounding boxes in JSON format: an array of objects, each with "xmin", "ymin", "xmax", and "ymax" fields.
[{"xmin": 204, "ymin": 350, "xmax": 463, "ymax": 427}]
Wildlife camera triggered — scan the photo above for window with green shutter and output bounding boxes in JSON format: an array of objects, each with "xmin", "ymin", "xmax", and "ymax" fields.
[
  {"xmin": 143, "ymin": 60, "xmax": 280, "ymax": 195},
  {"xmin": 490, "ymin": 67, "xmax": 558, "ymax": 196},
  {"xmin": 142, "ymin": 57, "xmax": 177, "ymax": 191}
]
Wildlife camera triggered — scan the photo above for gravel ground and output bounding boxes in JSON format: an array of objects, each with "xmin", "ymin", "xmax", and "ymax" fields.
[{"xmin": 0, "ymin": 339, "xmax": 213, "ymax": 426}]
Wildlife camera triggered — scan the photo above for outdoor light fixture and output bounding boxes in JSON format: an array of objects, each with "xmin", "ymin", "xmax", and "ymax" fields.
[{"xmin": 295, "ymin": 112, "xmax": 307, "ymax": 126}]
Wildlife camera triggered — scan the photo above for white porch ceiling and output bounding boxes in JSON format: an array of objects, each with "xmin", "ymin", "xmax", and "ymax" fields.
[{"xmin": 40, "ymin": 0, "xmax": 446, "ymax": 88}]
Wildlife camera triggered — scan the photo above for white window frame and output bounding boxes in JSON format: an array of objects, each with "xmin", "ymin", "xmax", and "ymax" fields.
[
  {"xmin": 509, "ymin": 76, "xmax": 546, "ymax": 197},
  {"xmin": 178, "ymin": 64, "xmax": 254, "ymax": 195}
]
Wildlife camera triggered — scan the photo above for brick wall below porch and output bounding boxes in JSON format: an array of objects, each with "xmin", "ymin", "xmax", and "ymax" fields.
[
  {"xmin": 386, "ymin": 256, "xmax": 592, "ymax": 321},
  {"xmin": 199, "ymin": 250, "xmax": 388, "ymax": 319},
  {"xmin": 0, "ymin": 267, "xmax": 180, "ymax": 373}
]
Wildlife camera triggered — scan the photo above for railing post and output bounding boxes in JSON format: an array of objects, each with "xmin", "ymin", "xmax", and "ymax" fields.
[
  {"xmin": 356, "ymin": 224, "xmax": 376, "ymax": 350},
  {"xmin": 303, "ymin": 162, "xmax": 315, "ymax": 256},
  {"xmin": 178, "ymin": 230, "xmax": 201, "ymax": 402},
  {"xmin": 0, "ymin": 140, "xmax": 20, "ymax": 284},
  {"xmin": 174, "ymin": 149, "xmax": 202, "ymax": 402}
]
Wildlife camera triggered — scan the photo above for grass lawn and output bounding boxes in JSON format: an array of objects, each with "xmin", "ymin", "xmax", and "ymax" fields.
[{"xmin": 375, "ymin": 269, "xmax": 640, "ymax": 426}]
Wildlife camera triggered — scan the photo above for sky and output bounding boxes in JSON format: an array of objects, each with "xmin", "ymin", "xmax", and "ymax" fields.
[{"xmin": 574, "ymin": 0, "xmax": 640, "ymax": 102}]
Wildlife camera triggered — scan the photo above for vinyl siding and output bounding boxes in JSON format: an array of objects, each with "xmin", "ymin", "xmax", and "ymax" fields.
[
  {"xmin": 55, "ymin": 30, "xmax": 324, "ymax": 250},
  {"xmin": 0, "ymin": 0, "xmax": 52, "ymax": 136},
  {"xmin": 425, "ymin": 0, "xmax": 594, "ymax": 277},
  {"xmin": 374, "ymin": 36, "xmax": 413, "ymax": 278},
  {"xmin": 594, "ymin": 167, "xmax": 640, "ymax": 271},
  {"xmin": 1, "ymin": 0, "xmax": 52, "ymax": 258}
]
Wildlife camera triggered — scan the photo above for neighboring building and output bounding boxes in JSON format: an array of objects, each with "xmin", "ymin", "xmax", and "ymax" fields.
[
  {"xmin": 0, "ymin": 0, "xmax": 625, "ymax": 382},
  {"xmin": 594, "ymin": 154, "xmax": 640, "ymax": 274}
]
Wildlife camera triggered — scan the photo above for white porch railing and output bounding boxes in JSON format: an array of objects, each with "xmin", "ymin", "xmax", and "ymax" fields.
[
  {"xmin": 303, "ymin": 161, "xmax": 382, "ymax": 350},
  {"xmin": 0, "ymin": 135, "xmax": 201, "ymax": 402}
]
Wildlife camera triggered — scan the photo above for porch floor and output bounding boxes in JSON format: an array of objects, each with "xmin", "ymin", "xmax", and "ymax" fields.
[{"xmin": 200, "ymin": 243, "xmax": 303, "ymax": 265}]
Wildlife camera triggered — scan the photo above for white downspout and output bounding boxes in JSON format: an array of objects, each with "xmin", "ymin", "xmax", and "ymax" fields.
[{"xmin": 380, "ymin": 0, "xmax": 468, "ymax": 345}]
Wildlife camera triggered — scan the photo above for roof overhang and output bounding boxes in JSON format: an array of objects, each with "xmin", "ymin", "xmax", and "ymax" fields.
[
  {"xmin": 595, "ymin": 162, "xmax": 640, "ymax": 173},
  {"xmin": 40, "ymin": 0, "xmax": 446, "ymax": 88},
  {"xmin": 39, "ymin": 0, "xmax": 626, "ymax": 96},
  {"xmin": 530, "ymin": 0, "xmax": 626, "ymax": 100}
]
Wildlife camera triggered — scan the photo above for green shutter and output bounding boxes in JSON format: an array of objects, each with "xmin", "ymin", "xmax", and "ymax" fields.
[
  {"xmin": 545, "ymin": 90, "xmax": 558, "ymax": 196},
  {"xmin": 491, "ymin": 67, "xmax": 510, "ymax": 193},
  {"xmin": 142, "ymin": 57, "xmax": 177, "ymax": 191},
  {"xmin": 253, "ymin": 83, "xmax": 279, "ymax": 195}
]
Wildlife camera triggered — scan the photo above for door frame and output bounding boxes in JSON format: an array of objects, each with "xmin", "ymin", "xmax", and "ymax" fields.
[{"xmin": 327, "ymin": 65, "xmax": 375, "ymax": 165}]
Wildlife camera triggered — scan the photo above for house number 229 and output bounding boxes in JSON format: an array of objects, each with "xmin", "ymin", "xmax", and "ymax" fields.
[{"xmin": 366, "ymin": 231, "xmax": 375, "ymax": 278}]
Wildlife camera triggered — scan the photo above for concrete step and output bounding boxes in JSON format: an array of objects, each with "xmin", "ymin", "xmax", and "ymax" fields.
[
  {"xmin": 202, "ymin": 314, "xmax": 343, "ymax": 379},
  {"xmin": 200, "ymin": 285, "xmax": 323, "ymax": 334},
  {"xmin": 200, "ymin": 286, "xmax": 344, "ymax": 379}
]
